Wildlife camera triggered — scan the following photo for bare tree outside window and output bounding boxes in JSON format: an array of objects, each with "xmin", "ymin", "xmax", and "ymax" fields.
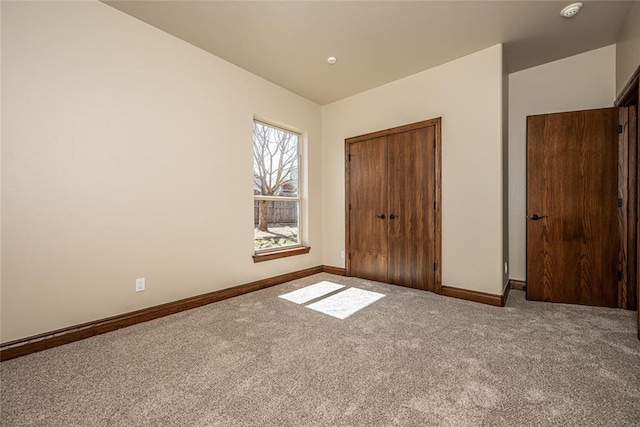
[{"xmin": 253, "ymin": 121, "xmax": 301, "ymax": 250}]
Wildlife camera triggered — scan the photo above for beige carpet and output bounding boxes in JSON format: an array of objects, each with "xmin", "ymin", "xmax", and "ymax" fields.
[{"xmin": 1, "ymin": 273, "xmax": 639, "ymax": 426}]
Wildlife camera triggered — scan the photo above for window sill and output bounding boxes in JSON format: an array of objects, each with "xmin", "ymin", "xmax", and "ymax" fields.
[{"xmin": 252, "ymin": 246, "xmax": 311, "ymax": 263}]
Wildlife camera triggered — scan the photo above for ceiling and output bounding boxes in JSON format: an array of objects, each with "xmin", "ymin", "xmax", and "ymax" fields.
[{"xmin": 103, "ymin": 1, "xmax": 634, "ymax": 105}]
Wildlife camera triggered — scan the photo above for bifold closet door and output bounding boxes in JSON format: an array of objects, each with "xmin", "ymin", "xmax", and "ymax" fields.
[
  {"xmin": 348, "ymin": 136, "xmax": 388, "ymax": 282},
  {"xmin": 388, "ymin": 127, "xmax": 436, "ymax": 290},
  {"xmin": 346, "ymin": 118, "xmax": 441, "ymax": 291}
]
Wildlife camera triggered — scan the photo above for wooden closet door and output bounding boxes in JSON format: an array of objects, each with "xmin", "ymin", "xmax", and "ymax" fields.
[
  {"xmin": 347, "ymin": 137, "xmax": 388, "ymax": 282},
  {"xmin": 387, "ymin": 127, "xmax": 436, "ymax": 290}
]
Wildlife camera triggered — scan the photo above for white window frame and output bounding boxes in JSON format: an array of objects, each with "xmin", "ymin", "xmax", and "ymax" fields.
[{"xmin": 253, "ymin": 119, "xmax": 304, "ymax": 254}]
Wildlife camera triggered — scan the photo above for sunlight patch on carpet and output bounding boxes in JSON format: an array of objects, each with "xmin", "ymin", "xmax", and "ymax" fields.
[
  {"xmin": 279, "ymin": 282, "xmax": 386, "ymax": 319},
  {"xmin": 278, "ymin": 281, "xmax": 345, "ymax": 304},
  {"xmin": 305, "ymin": 287, "xmax": 385, "ymax": 319}
]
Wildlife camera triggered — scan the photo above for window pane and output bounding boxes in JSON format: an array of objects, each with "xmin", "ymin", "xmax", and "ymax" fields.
[
  {"xmin": 254, "ymin": 200, "xmax": 299, "ymax": 250},
  {"xmin": 253, "ymin": 121, "xmax": 299, "ymax": 198}
]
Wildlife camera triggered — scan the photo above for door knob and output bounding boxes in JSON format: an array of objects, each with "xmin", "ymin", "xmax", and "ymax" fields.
[
  {"xmin": 389, "ymin": 214, "xmax": 398, "ymax": 219},
  {"xmin": 375, "ymin": 214, "xmax": 386, "ymax": 219},
  {"xmin": 529, "ymin": 214, "xmax": 548, "ymax": 220}
]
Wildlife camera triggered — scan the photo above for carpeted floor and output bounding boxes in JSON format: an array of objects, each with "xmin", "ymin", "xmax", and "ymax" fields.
[{"xmin": 1, "ymin": 273, "xmax": 639, "ymax": 426}]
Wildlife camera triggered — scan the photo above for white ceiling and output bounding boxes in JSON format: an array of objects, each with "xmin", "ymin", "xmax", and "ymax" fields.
[{"xmin": 103, "ymin": 0, "xmax": 634, "ymax": 105}]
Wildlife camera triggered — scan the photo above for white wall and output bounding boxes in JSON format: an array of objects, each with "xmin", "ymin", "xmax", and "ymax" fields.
[
  {"xmin": 0, "ymin": 3, "xmax": 3, "ymax": 329},
  {"xmin": 502, "ymin": 58, "xmax": 509, "ymax": 288},
  {"xmin": 508, "ymin": 45, "xmax": 616, "ymax": 281},
  {"xmin": 3, "ymin": 1, "xmax": 626, "ymax": 345},
  {"xmin": 616, "ymin": 0, "xmax": 640, "ymax": 95},
  {"xmin": 1, "ymin": 1, "xmax": 322, "ymax": 342},
  {"xmin": 322, "ymin": 45, "xmax": 505, "ymax": 295}
]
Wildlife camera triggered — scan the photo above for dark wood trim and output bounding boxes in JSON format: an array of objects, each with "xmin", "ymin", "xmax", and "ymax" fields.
[
  {"xmin": 508, "ymin": 279, "xmax": 526, "ymax": 291},
  {"xmin": 345, "ymin": 140, "xmax": 352, "ymax": 275},
  {"xmin": 252, "ymin": 246, "xmax": 310, "ymax": 263},
  {"xmin": 345, "ymin": 118, "xmax": 442, "ymax": 144},
  {"xmin": 0, "ymin": 265, "xmax": 323, "ymax": 361},
  {"xmin": 433, "ymin": 120, "xmax": 443, "ymax": 294},
  {"xmin": 345, "ymin": 118, "xmax": 442, "ymax": 293},
  {"xmin": 619, "ymin": 106, "xmax": 629, "ymax": 308},
  {"xmin": 322, "ymin": 265, "xmax": 346, "ymax": 276},
  {"xmin": 619, "ymin": 106, "xmax": 638, "ymax": 310},
  {"xmin": 615, "ymin": 65, "xmax": 639, "ymax": 107},
  {"xmin": 616, "ymin": 66, "xmax": 640, "ymax": 338},
  {"xmin": 440, "ymin": 285, "xmax": 504, "ymax": 307},
  {"xmin": 630, "ymin": 105, "xmax": 638, "ymax": 311},
  {"xmin": 502, "ymin": 281, "xmax": 511, "ymax": 306}
]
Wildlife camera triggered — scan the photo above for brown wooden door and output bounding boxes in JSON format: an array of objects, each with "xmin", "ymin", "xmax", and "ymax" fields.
[
  {"xmin": 347, "ymin": 136, "xmax": 389, "ymax": 282},
  {"xmin": 388, "ymin": 127, "xmax": 436, "ymax": 290},
  {"xmin": 346, "ymin": 119, "xmax": 441, "ymax": 291},
  {"xmin": 527, "ymin": 108, "xmax": 619, "ymax": 307}
]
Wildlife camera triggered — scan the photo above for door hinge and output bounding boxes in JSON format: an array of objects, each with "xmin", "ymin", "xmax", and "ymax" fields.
[
  {"xmin": 433, "ymin": 201, "xmax": 436, "ymax": 210},
  {"xmin": 618, "ymin": 271, "xmax": 623, "ymax": 281},
  {"xmin": 349, "ymin": 203, "xmax": 352, "ymax": 211},
  {"xmin": 348, "ymin": 154, "xmax": 352, "ymax": 162},
  {"xmin": 618, "ymin": 124, "xmax": 624, "ymax": 134},
  {"xmin": 433, "ymin": 262, "xmax": 436, "ymax": 271},
  {"xmin": 618, "ymin": 198, "xmax": 623, "ymax": 208}
]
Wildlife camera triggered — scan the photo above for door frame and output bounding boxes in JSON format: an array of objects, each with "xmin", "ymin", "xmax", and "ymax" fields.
[
  {"xmin": 614, "ymin": 64, "xmax": 639, "ymax": 338},
  {"xmin": 344, "ymin": 117, "xmax": 442, "ymax": 293},
  {"xmin": 618, "ymin": 105, "xmax": 638, "ymax": 310}
]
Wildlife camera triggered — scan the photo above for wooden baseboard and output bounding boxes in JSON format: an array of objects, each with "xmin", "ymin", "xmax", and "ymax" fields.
[
  {"xmin": 1, "ymin": 265, "xmax": 512, "ymax": 361},
  {"xmin": 440, "ymin": 285, "xmax": 504, "ymax": 307},
  {"xmin": 0, "ymin": 265, "xmax": 325, "ymax": 361},
  {"xmin": 322, "ymin": 265, "xmax": 346, "ymax": 276},
  {"xmin": 509, "ymin": 279, "xmax": 526, "ymax": 291}
]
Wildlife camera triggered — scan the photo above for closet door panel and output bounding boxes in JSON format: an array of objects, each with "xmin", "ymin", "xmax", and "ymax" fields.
[
  {"xmin": 388, "ymin": 127, "xmax": 436, "ymax": 290},
  {"xmin": 348, "ymin": 137, "xmax": 389, "ymax": 282}
]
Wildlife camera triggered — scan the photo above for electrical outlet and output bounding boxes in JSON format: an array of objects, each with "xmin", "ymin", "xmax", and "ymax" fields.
[
  {"xmin": 340, "ymin": 250, "xmax": 345, "ymax": 259},
  {"xmin": 135, "ymin": 278, "xmax": 145, "ymax": 292}
]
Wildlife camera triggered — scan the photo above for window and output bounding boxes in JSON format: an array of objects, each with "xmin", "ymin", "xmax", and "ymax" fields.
[{"xmin": 253, "ymin": 120, "xmax": 304, "ymax": 255}]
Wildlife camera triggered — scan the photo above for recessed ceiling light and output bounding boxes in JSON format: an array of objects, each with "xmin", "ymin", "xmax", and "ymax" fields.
[
  {"xmin": 327, "ymin": 56, "xmax": 337, "ymax": 65},
  {"xmin": 560, "ymin": 3, "xmax": 583, "ymax": 18}
]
